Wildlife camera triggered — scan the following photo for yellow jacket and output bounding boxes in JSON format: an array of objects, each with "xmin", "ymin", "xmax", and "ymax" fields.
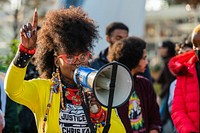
[{"xmin": 5, "ymin": 63, "xmax": 126, "ymax": 133}]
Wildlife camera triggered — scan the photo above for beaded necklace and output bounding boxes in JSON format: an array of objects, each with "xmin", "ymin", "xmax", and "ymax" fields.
[
  {"xmin": 42, "ymin": 70, "xmax": 98, "ymax": 133},
  {"xmin": 42, "ymin": 69, "xmax": 66, "ymax": 133},
  {"xmin": 62, "ymin": 85, "xmax": 81, "ymax": 106}
]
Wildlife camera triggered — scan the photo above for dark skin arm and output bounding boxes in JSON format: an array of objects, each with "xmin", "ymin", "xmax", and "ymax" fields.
[{"xmin": 20, "ymin": 9, "xmax": 38, "ymax": 49}]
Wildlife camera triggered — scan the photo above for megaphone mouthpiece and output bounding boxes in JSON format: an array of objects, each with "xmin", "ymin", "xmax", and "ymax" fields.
[{"xmin": 96, "ymin": 75, "xmax": 110, "ymax": 90}]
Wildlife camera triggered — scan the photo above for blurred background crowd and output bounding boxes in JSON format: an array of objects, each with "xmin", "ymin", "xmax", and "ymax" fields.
[{"xmin": 0, "ymin": 0, "xmax": 199, "ymax": 133}]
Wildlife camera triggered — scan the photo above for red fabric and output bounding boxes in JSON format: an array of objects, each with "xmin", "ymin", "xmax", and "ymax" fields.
[
  {"xmin": 168, "ymin": 50, "xmax": 199, "ymax": 133},
  {"xmin": 90, "ymin": 108, "xmax": 106, "ymax": 123}
]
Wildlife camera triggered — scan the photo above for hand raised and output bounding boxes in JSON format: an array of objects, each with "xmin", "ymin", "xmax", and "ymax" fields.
[{"xmin": 20, "ymin": 8, "xmax": 38, "ymax": 49}]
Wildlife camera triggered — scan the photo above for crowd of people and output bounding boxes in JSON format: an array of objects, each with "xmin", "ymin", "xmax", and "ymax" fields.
[{"xmin": 0, "ymin": 6, "xmax": 199, "ymax": 133}]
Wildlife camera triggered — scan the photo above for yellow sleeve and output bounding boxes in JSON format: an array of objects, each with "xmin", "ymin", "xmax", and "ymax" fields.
[
  {"xmin": 97, "ymin": 109, "xmax": 126, "ymax": 133},
  {"xmin": 4, "ymin": 63, "xmax": 42, "ymax": 112}
]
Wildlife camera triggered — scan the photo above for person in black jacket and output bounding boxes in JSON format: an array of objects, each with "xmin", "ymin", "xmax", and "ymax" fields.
[{"xmin": 90, "ymin": 22, "xmax": 152, "ymax": 82}]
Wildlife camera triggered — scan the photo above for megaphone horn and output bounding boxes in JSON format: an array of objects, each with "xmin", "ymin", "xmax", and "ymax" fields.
[{"xmin": 74, "ymin": 61, "xmax": 133, "ymax": 108}]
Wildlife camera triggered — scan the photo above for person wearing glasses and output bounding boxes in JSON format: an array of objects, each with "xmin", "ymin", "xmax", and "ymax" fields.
[{"xmin": 4, "ymin": 7, "xmax": 125, "ymax": 133}]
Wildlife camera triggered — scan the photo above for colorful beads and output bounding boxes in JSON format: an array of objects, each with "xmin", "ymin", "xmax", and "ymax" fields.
[{"xmin": 19, "ymin": 43, "xmax": 36, "ymax": 55}]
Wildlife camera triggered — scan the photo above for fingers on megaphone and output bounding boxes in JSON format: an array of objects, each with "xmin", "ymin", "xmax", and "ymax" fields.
[
  {"xmin": 86, "ymin": 91, "xmax": 101, "ymax": 113},
  {"xmin": 90, "ymin": 108, "xmax": 107, "ymax": 123},
  {"xmin": 86, "ymin": 91, "xmax": 107, "ymax": 123}
]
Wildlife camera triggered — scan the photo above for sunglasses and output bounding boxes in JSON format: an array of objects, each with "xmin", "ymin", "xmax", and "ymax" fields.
[{"xmin": 57, "ymin": 51, "xmax": 90, "ymax": 64}]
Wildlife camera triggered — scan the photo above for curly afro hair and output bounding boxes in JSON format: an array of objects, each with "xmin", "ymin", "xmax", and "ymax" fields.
[
  {"xmin": 111, "ymin": 36, "xmax": 146, "ymax": 70},
  {"xmin": 33, "ymin": 7, "xmax": 99, "ymax": 78}
]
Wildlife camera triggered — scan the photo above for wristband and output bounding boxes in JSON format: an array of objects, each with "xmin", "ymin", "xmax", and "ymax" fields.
[
  {"xmin": 19, "ymin": 43, "xmax": 36, "ymax": 55},
  {"xmin": 13, "ymin": 44, "xmax": 35, "ymax": 68}
]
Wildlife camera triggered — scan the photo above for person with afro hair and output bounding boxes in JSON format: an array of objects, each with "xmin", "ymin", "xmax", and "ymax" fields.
[
  {"xmin": 4, "ymin": 7, "xmax": 126, "ymax": 133},
  {"xmin": 110, "ymin": 36, "xmax": 162, "ymax": 133}
]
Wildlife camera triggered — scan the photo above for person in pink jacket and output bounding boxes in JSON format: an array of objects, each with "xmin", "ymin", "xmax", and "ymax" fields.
[{"xmin": 168, "ymin": 24, "xmax": 200, "ymax": 133}]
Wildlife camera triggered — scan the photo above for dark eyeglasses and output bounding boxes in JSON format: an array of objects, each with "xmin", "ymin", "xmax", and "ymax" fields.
[{"xmin": 57, "ymin": 51, "xmax": 90, "ymax": 64}]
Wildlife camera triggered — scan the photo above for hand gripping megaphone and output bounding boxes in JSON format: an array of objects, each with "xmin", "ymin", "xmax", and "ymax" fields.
[{"xmin": 73, "ymin": 61, "xmax": 133, "ymax": 108}]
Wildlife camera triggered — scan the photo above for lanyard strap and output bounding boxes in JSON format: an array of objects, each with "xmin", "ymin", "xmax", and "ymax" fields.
[{"xmin": 76, "ymin": 74, "xmax": 96, "ymax": 133}]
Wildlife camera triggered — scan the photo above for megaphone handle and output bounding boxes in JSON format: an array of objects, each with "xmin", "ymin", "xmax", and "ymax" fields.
[
  {"xmin": 75, "ymin": 74, "xmax": 96, "ymax": 133},
  {"xmin": 103, "ymin": 63, "xmax": 118, "ymax": 133}
]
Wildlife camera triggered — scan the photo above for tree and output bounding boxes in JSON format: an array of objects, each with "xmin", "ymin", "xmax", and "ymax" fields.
[{"xmin": 0, "ymin": 0, "xmax": 49, "ymax": 71}]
